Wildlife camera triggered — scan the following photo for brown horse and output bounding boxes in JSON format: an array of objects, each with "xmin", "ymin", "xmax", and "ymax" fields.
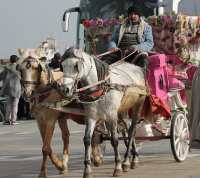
[{"xmin": 17, "ymin": 48, "xmax": 103, "ymax": 178}]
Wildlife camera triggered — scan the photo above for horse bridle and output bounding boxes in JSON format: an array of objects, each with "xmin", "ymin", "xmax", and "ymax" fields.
[
  {"xmin": 19, "ymin": 57, "xmax": 43, "ymax": 87},
  {"xmin": 61, "ymin": 54, "xmax": 111, "ymax": 103},
  {"xmin": 61, "ymin": 55, "xmax": 93, "ymax": 95}
]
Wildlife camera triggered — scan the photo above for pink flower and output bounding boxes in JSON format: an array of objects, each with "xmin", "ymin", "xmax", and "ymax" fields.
[
  {"xmin": 96, "ymin": 18, "xmax": 104, "ymax": 26},
  {"xmin": 90, "ymin": 19, "xmax": 96, "ymax": 26},
  {"xmin": 103, "ymin": 19, "xmax": 110, "ymax": 26}
]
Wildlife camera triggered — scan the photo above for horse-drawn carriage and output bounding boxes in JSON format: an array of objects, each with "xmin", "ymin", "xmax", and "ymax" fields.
[
  {"xmin": 15, "ymin": 12, "xmax": 200, "ymax": 178},
  {"xmin": 14, "ymin": 1, "xmax": 200, "ymax": 177},
  {"xmin": 17, "ymin": 40, "xmax": 198, "ymax": 177},
  {"xmin": 61, "ymin": 12, "xmax": 200, "ymax": 164}
]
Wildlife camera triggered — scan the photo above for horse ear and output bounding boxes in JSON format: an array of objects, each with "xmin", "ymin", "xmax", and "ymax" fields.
[
  {"xmin": 73, "ymin": 48, "xmax": 83, "ymax": 59},
  {"xmin": 18, "ymin": 48, "xmax": 26, "ymax": 56}
]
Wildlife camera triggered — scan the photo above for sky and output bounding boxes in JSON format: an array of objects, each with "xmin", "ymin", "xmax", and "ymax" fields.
[{"xmin": 0, "ymin": 0, "xmax": 80, "ymax": 58}]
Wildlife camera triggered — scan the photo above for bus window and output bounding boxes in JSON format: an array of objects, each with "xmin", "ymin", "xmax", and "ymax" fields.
[
  {"xmin": 178, "ymin": 0, "xmax": 200, "ymax": 16},
  {"xmin": 80, "ymin": 0, "xmax": 156, "ymax": 20}
]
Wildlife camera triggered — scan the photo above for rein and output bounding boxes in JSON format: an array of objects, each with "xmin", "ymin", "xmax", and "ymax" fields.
[
  {"xmin": 76, "ymin": 74, "xmax": 110, "ymax": 93},
  {"xmin": 62, "ymin": 48, "xmax": 144, "ymax": 103},
  {"xmin": 75, "ymin": 49, "xmax": 138, "ymax": 93},
  {"xmin": 110, "ymin": 49, "xmax": 138, "ymax": 67}
]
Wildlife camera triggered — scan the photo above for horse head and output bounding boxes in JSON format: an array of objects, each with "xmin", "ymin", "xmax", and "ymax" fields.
[
  {"xmin": 61, "ymin": 47, "xmax": 88, "ymax": 98},
  {"xmin": 17, "ymin": 48, "xmax": 46, "ymax": 98}
]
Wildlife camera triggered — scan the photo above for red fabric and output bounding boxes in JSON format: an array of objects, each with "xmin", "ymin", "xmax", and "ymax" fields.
[
  {"xmin": 90, "ymin": 89, "xmax": 104, "ymax": 97},
  {"xmin": 70, "ymin": 114, "xmax": 85, "ymax": 125},
  {"xmin": 141, "ymin": 95, "xmax": 171, "ymax": 118}
]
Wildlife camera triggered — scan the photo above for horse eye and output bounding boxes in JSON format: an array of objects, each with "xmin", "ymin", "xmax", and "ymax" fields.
[{"xmin": 26, "ymin": 62, "xmax": 31, "ymax": 69}]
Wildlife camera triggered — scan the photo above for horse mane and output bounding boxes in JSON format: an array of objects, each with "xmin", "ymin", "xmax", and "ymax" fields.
[{"xmin": 62, "ymin": 47, "xmax": 83, "ymax": 60}]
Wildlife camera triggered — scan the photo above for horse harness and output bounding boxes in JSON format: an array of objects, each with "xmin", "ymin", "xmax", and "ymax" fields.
[{"xmin": 66, "ymin": 52, "xmax": 146, "ymax": 103}]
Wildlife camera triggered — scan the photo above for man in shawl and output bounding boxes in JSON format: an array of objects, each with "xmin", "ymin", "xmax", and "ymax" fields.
[{"xmin": 0, "ymin": 55, "xmax": 21, "ymax": 125}]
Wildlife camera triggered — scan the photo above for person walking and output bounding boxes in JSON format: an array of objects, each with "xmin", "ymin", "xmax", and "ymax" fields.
[{"xmin": 0, "ymin": 55, "xmax": 21, "ymax": 125}]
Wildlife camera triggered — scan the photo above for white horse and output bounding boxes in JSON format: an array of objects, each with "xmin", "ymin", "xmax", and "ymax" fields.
[{"xmin": 61, "ymin": 47, "xmax": 147, "ymax": 178}]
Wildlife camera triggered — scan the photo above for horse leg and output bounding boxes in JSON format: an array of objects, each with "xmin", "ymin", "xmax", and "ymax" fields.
[
  {"xmin": 130, "ymin": 109, "xmax": 141, "ymax": 169},
  {"xmin": 57, "ymin": 117, "xmax": 70, "ymax": 174},
  {"xmin": 91, "ymin": 122, "xmax": 104, "ymax": 167},
  {"xmin": 83, "ymin": 119, "xmax": 96, "ymax": 178},
  {"xmin": 37, "ymin": 119, "xmax": 48, "ymax": 178},
  {"xmin": 37, "ymin": 117, "xmax": 57, "ymax": 178},
  {"xmin": 38, "ymin": 117, "xmax": 63, "ymax": 177},
  {"xmin": 130, "ymin": 137, "xmax": 139, "ymax": 169},
  {"xmin": 122, "ymin": 118, "xmax": 137, "ymax": 172},
  {"xmin": 91, "ymin": 139, "xmax": 103, "ymax": 167},
  {"xmin": 107, "ymin": 120, "xmax": 122, "ymax": 177},
  {"xmin": 118, "ymin": 113, "xmax": 129, "ymax": 149},
  {"xmin": 47, "ymin": 119, "xmax": 67, "ymax": 172}
]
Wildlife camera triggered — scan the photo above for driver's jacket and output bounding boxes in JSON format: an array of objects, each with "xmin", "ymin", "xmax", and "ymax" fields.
[{"xmin": 108, "ymin": 18, "xmax": 154, "ymax": 53}]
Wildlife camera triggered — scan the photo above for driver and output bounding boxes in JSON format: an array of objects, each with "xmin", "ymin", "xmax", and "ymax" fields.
[{"xmin": 107, "ymin": 5, "xmax": 154, "ymax": 67}]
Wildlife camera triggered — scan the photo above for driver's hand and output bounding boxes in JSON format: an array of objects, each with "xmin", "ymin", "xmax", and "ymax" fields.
[{"xmin": 109, "ymin": 48, "xmax": 119, "ymax": 52}]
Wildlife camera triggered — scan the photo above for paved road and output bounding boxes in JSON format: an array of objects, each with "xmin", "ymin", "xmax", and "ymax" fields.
[{"xmin": 0, "ymin": 120, "xmax": 200, "ymax": 178}]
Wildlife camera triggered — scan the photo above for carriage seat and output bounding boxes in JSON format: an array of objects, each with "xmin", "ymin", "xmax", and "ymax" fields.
[{"xmin": 147, "ymin": 54, "xmax": 186, "ymax": 101}]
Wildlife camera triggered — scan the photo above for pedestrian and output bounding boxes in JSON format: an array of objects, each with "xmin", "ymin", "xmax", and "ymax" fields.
[
  {"xmin": 48, "ymin": 52, "xmax": 62, "ymax": 69},
  {"xmin": 0, "ymin": 55, "xmax": 21, "ymax": 125}
]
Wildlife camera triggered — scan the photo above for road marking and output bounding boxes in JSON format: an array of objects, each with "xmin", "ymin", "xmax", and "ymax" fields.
[
  {"xmin": 0, "ymin": 131, "xmax": 10, "ymax": 135},
  {"xmin": 0, "ymin": 130, "xmax": 83, "ymax": 136},
  {"xmin": 15, "ymin": 132, "xmax": 35, "ymax": 135},
  {"xmin": 71, "ymin": 131, "xmax": 83, "ymax": 134}
]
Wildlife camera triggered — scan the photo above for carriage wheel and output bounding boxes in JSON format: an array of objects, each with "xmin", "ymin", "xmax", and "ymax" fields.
[{"xmin": 170, "ymin": 112, "xmax": 190, "ymax": 162}]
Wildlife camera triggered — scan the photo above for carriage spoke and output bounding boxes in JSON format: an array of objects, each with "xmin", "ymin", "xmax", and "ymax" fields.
[
  {"xmin": 182, "ymin": 141, "xmax": 188, "ymax": 154},
  {"xmin": 176, "ymin": 141, "xmax": 181, "ymax": 155},
  {"xmin": 181, "ymin": 141, "xmax": 188, "ymax": 158},
  {"xmin": 175, "ymin": 124, "xmax": 180, "ymax": 136},
  {"xmin": 179, "ymin": 118, "xmax": 184, "ymax": 132},
  {"xmin": 175, "ymin": 137, "xmax": 180, "ymax": 146}
]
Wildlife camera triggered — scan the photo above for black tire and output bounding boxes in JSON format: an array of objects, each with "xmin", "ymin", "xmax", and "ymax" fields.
[{"xmin": 170, "ymin": 112, "xmax": 189, "ymax": 162}]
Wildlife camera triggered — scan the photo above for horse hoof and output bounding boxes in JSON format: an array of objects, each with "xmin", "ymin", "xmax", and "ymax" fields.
[
  {"xmin": 113, "ymin": 169, "xmax": 122, "ymax": 177},
  {"xmin": 38, "ymin": 173, "xmax": 47, "ymax": 178},
  {"xmin": 83, "ymin": 172, "xmax": 92, "ymax": 178},
  {"xmin": 130, "ymin": 161, "xmax": 139, "ymax": 169},
  {"xmin": 93, "ymin": 156, "xmax": 103, "ymax": 167},
  {"xmin": 59, "ymin": 169, "xmax": 68, "ymax": 175},
  {"xmin": 122, "ymin": 164, "xmax": 130, "ymax": 172}
]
